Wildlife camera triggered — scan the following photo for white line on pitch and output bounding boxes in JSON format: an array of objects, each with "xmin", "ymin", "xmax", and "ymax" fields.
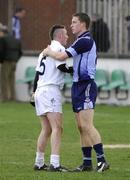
[{"xmin": 104, "ymin": 144, "xmax": 130, "ymax": 148}]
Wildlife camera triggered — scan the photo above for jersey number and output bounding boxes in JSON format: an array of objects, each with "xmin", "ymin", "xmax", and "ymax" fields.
[{"xmin": 38, "ymin": 57, "xmax": 46, "ymax": 75}]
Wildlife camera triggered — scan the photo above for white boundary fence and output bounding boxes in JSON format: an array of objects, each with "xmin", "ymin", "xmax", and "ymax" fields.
[{"xmin": 12, "ymin": 56, "xmax": 130, "ymax": 106}]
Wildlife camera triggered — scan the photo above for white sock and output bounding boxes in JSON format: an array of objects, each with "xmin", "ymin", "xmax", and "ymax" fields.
[
  {"xmin": 35, "ymin": 152, "xmax": 44, "ymax": 167},
  {"xmin": 50, "ymin": 154, "xmax": 60, "ymax": 168}
]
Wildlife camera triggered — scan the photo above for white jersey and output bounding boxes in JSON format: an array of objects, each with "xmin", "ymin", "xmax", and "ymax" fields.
[{"xmin": 36, "ymin": 40, "xmax": 66, "ymax": 89}]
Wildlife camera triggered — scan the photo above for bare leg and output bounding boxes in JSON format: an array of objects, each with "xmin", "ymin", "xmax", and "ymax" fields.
[
  {"xmin": 37, "ymin": 115, "xmax": 52, "ymax": 152},
  {"xmin": 74, "ymin": 109, "xmax": 101, "ymax": 170},
  {"xmin": 75, "ymin": 112, "xmax": 93, "ymax": 147},
  {"xmin": 35, "ymin": 115, "xmax": 51, "ymax": 167},
  {"xmin": 47, "ymin": 112, "xmax": 63, "ymax": 167},
  {"xmin": 77, "ymin": 109, "xmax": 101, "ymax": 146},
  {"xmin": 77, "ymin": 109, "xmax": 109, "ymax": 172}
]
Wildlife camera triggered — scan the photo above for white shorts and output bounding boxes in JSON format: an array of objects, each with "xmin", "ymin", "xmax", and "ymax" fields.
[{"xmin": 34, "ymin": 85, "xmax": 62, "ymax": 116}]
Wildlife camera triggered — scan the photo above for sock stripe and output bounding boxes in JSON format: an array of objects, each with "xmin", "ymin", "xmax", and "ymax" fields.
[
  {"xmin": 97, "ymin": 154, "xmax": 105, "ymax": 158},
  {"xmin": 83, "ymin": 157, "xmax": 92, "ymax": 160}
]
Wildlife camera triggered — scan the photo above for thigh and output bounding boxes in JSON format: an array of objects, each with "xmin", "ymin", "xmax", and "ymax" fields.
[
  {"xmin": 78, "ymin": 109, "xmax": 94, "ymax": 127},
  {"xmin": 75, "ymin": 109, "xmax": 94, "ymax": 127},
  {"xmin": 47, "ymin": 112, "xmax": 63, "ymax": 129},
  {"xmin": 40, "ymin": 115, "xmax": 51, "ymax": 131}
]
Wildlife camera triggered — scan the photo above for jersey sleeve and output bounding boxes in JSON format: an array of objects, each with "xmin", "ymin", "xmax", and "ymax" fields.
[
  {"xmin": 51, "ymin": 43, "xmax": 66, "ymax": 67},
  {"xmin": 66, "ymin": 37, "xmax": 93, "ymax": 57},
  {"xmin": 55, "ymin": 59, "xmax": 66, "ymax": 67},
  {"xmin": 36, "ymin": 52, "xmax": 43, "ymax": 71}
]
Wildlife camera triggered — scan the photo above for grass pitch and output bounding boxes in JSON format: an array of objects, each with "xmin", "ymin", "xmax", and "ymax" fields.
[{"xmin": 0, "ymin": 102, "xmax": 130, "ymax": 180}]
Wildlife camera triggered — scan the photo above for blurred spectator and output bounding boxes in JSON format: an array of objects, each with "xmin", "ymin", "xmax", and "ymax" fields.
[
  {"xmin": 0, "ymin": 23, "xmax": 6, "ymax": 62},
  {"xmin": 12, "ymin": 7, "xmax": 26, "ymax": 39},
  {"xmin": 125, "ymin": 15, "xmax": 130, "ymax": 51},
  {"xmin": 90, "ymin": 14, "xmax": 110, "ymax": 52},
  {"xmin": 0, "ymin": 23, "xmax": 22, "ymax": 101},
  {"xmin": 0, "ymin": 23, "xmax": 7, "ymax": 100}
]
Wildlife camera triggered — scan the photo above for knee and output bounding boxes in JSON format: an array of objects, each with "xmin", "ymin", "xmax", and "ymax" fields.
[
  {"xmin": 38, "ymin": 143, "xmax": 43, "ymax": 151},
  {"xmin": 61, "ymin": 126, "xmax": 63, "ymax": 134},
  {"xmin": 57, "ymin": 125, "xmax": 63, "ymax": 135},
  {"xmin": 77, "ymin": 124, "xmax": 91, "ymax": 134},
  {"xmin": 78, "ymin": 125, "xmax": 84, "ymax": 134},
  {"xmin": 53, "ymin": 125, "xmax": 63, "ymax": 135},
  {"xmin": 44, "ymin": 128, "xmax": 52, "ymax": 137}
]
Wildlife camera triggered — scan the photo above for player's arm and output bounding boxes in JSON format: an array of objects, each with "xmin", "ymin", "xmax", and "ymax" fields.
[
  {"xmin": 42, "ymin": 45, "xmax": 68, "ymax": 61},
  {"xmin": 30, "ymin": 71, "xmax": 39, "ymax": 107},
  {"xmin": 32, "ymin": 71, "xmax": 39, "ymax": 93},
  {"xmin": 57, "ymin": 63, "xmax": 73, "ymax": 74}
]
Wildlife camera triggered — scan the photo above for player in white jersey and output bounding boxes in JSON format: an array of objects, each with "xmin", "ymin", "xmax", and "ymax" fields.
[{"xmin": 32, "ymin": 25, "xmax": 73, "ymax": 172}]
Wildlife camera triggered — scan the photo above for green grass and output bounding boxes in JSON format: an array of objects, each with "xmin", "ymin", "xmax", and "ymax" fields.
[{"xmin": 0, "ymin": 102, "xmax": 130, "ymax": 180}]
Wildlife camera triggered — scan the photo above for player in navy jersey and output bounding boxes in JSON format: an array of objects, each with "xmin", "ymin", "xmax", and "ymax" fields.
[{"xmin": 43, "ymin": 13, "xmax": 109, "ymax": 172}]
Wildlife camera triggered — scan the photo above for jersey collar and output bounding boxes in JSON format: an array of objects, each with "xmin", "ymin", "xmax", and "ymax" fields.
[
  {"xmin": 51, "ymin": 40, "xmax": 61, "ymax": 46},
  {"xmin": 78, "ymin": 31, "xmax": 90, "ymax": 38}
]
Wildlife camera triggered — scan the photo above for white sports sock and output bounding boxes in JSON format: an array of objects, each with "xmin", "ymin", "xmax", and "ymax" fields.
[
  {"xmin": 35, "ymin": 152, "xmax": 44, "ymax": 167},
  {"xmin": 50, "ymin": 154, "xmax": 60, "ymax": 168}
]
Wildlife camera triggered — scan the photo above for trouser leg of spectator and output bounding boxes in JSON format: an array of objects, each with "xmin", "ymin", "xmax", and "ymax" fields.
[
  {"xmin": 1, "ymin": 61, "xmax": 10, "ymax": 101},
  {"xmin": 128, "ymin": 29, "xmax": 130, "ymax": 50},
  {"xmin": 9, "ymin": 61, "xmax": 16, "ymax": 100}
]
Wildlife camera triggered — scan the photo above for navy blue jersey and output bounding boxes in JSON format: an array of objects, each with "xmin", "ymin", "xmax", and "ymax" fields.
[
  {"xmin": 12, "ymin": 16, "xmax": 21, "ymax": 39},
  {"xmin": 66, "ymin": 31, "xmax": 97, "ymax": 82}
]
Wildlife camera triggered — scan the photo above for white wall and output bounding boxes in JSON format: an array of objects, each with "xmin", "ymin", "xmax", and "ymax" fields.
[
  {"xmin": 15, "ymin": 56, "xmax": 130, "ymax": 105},
  {"xmin": 15, "ymin": 56, "xmax": 38, "ymax": 101},
  {"xmin": 97, "ymin": 58, "xmax": 130, "ymax": 77}
]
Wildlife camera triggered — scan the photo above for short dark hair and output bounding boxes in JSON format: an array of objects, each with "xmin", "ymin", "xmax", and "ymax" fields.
[
  {"xmin": 73, "ymin": 13, "xmax": 90, "ymax": 29},
  {"xmin": 49, "ymin": 24, "xmax": 65, "ymax": 40},
  {"xmin": 15, "ymin": 7, "xmax": 25, "ymax": 13}
]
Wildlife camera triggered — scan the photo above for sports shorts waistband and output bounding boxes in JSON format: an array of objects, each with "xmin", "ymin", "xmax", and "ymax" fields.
[
  {"xmin": 73, "ymin": 79, "xmax": 94, "ymax": 84},
  {"xmin": 38, "ymin": 84, "xmax": 60, "ymax": 90}
]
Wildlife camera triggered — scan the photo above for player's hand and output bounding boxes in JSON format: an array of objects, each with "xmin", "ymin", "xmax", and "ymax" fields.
[
  {"xmin": 42, "ymin": 45, "xmax": 51, "ymax": 56},
  {"xmin": 30, "ymin": 92, "xmax": 35, "ymax": 107}
]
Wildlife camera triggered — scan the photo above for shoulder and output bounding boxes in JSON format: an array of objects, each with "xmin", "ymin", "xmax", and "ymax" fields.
[
  {"xmin": 79, "ymin": 36, "xmax": 93, "ymax": 43},
  {"xmin": 51, "ymin": 40, "xmax": 65, "ymax": 52},
  {"xmin": 38, "ymin": 52, "xmax": 44, "ymax": 59},
  {"xmin": 12, "ymin": 16, "xmax": 18, "ymax": 22},
  {"xmin": 72, "ymin": 36, "xmax": 93, "ymax": 50}
]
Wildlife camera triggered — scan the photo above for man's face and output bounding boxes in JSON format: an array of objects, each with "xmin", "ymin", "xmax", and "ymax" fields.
[
  {"xmin": 70, "ymin": 16, "xmax": 84, "ymax": 36},
  {"xmin": 0, "ymin": 31, "xmax": 4, "ymax": 37},
  {"xmin": 61, "ymin": 28, "xmax": 68, "ymax": 46},
  {"xmin": 19, "ymin": 10, "xmax": 26, "ymax": 19}
]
